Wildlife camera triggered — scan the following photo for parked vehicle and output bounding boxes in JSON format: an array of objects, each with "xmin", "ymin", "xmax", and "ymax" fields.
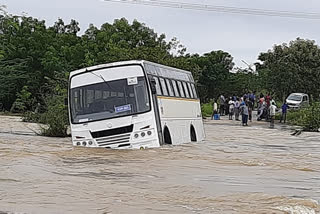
[{"xmin": 286, "ymin": 93, "xmax": 309, "ymax": 109}]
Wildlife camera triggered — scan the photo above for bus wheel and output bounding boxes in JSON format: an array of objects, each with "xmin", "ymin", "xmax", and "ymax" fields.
[
  {"xmin": 190, "ymin": 126, "xmax": 197, "ymax": 142},
  {"xmin": 163, "ymin": 127, "xmax": 172, "ymax": 145}
]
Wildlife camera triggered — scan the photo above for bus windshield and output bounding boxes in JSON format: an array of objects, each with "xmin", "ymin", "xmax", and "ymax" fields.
[{"xmin": 70, "ymin": 76, "xmax": 150, "ymax": 123}]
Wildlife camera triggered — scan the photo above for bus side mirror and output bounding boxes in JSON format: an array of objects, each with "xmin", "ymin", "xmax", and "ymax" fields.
[
  {"xmin": 150, "ymin": 78, "xmax": 157, "ymax": 94},
  {"xmin": 64, "ymin": 98, "xmax": 68, "ymax": 106}
]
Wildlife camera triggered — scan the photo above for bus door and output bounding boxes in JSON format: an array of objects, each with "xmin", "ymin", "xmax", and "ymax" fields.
[{"xmin": 149, "ymin": 77, "xmax": 164, "ymax": 145}]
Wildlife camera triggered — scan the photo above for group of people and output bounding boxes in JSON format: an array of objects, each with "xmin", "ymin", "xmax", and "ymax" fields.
[
  {"xmin": 212, "ymin": 92, "xmax": 289, "ymax": 128},
  {"xmin": 257, "ymin": 93, "xmax": 289, "ymax": 127},
  {"xmin": 256, "ymin": 93, "xmax": 275, "ymax": 127},
  {"xmin": 212, "ymin": 93, "xmax": 256, "ymax": 126}
]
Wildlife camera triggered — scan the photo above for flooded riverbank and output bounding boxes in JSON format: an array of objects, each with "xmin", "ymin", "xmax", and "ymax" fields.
[{"xmin": 0, "ymin": 116, "xmax": 319, "ymax": 213}]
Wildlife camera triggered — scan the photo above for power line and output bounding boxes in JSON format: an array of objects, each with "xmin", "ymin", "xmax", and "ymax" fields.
[{"xmin": 103, "ymin": 0, "xmax": 320, "ymax": 20}]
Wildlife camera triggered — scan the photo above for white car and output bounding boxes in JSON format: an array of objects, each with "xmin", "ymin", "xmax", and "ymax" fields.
[{"xmin": 286, "ymin": 93, "xmax": 309, "ymax": 109}]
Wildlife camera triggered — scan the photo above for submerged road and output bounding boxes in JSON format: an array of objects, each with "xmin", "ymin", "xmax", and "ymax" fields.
[{"xmin": 0, "ymin": 116, "xmax": 319, "ymax": 214}]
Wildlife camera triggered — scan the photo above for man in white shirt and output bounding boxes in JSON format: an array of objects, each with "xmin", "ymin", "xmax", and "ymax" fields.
[
  {"xmin": 228, "ymin": 99, "xmax": 235, "ymax": 120},
  {"xmin": 269, "ymin": 102, "xmax": 277, "ymax": 128},
  {"xmin": 234, "ymin": 98, "xmax": 240, "ymax": 121},
  {"xmin": 211, "ymin": 100, "xmax": 218, "ymax": 120}
]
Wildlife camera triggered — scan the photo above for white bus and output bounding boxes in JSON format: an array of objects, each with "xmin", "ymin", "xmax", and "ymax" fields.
[{"xmin": 68, "ymin": 60, "xmax": 205, "ymax": 149}]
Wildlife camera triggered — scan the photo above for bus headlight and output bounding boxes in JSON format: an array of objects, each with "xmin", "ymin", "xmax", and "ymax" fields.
[
  {"xmin": 141, "ymin": 132, "xmax": 146, "ymax": 137},
  {"xmin": 134, "ymin": 133, "xmax": 139, "ymax": 138},
  {"xmin": 147, "ymin": 131, "xmax": 152, "ymax": 136},
  {"xmin": 76, "ymin": 142, "xmax": 81, "ymax": 146},
  {"xmin": 88, "ymin": 141, "xmax": 93, "ymax": 145},
  {"xmin": 82, "ymin": 141, "xmax": 87, "ymax": 146}
]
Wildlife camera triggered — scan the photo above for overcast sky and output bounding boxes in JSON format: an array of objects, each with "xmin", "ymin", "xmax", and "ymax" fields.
[{"xmin": 2, "ymin": 0, "xmax": 320, "ymax": 68}]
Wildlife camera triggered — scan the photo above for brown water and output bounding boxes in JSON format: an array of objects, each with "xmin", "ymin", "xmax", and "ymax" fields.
[{"xmin": 0, "ymin": 116, "xmax": 319, "ymax": 214}]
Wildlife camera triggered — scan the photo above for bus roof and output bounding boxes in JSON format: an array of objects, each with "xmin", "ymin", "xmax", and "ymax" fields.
[
  {"xmin": 143, "ymin": 60, "xmax": 192, "ymax": 75},
  {"xmin": 69, "ymin": 60, "xmax": 192, "ymax": 78}
]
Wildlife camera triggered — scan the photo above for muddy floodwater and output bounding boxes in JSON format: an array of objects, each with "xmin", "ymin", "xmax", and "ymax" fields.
[{"xmin": 0, "ymin": 116, "xmax": 319, "ymax": 214}]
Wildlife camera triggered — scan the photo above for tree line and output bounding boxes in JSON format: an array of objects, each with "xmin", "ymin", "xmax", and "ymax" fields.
[
  {"xmin": 0, "ymin": 12, "xmax": 234, "ymax": 111},
  {"xmin": 1, "ymin": 9, "xmax": 320, "ymax": 135}
]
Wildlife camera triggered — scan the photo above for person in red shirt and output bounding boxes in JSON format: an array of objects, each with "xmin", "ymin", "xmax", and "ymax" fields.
[
  {"xmin": 266, "ymin": 94, "xmax": 271, "ymax": 107},
  {"xmin": 259, "ymin": 93, "xmax": 264, "ymax": 105}
]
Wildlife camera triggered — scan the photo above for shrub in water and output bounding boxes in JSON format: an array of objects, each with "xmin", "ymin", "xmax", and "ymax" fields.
[
  {"xmin": 287, "ymin": 102, "xmax": 320, "ymax": 132},
  {"xmin": 40, "ymin": 96, "xmax": 69, "ymax": 137},
  {"xmin": 301, "ymin": 102, "xmax": 320, "ymax": 132}
]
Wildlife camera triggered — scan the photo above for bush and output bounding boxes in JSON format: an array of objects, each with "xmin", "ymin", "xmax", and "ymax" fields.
[
  {"xmin": 201, "ymin": 102, "xmax": 213, "ymax": 117},
  {"xmin": 20, "ymin": 80, "xmax": 69, "ymax": 137},
  {"xmin": 287, "ymin": 102, "xmax": 320, "ymax": 132},
  {"xmin": 10, "ymin": 86, "xmax": 34, "ymax": 113},
  {"xmin": 40, "ymin": 96, "xmax": 69, "ymax": 137},
  {"xmin": 22, "ymin": 111, "xmax": 43, "ymax": 123}
]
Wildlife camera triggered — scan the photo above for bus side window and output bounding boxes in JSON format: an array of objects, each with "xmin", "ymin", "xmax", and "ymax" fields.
[
  {"xmin": 187, "ymin": 82, "xmax": 194, "ymax": 98},
  {"xmin": 165, "ymin": 79, "xmax": 174, "ymax": 96},
  {"xmin": 191, "ymin": 84, "xmax": 198, "ymax": 98},
  {"xmin": 171, "ymin": 80, "xmax": 180, "ymax": 97},
  {"xmin": 159, "ymin": 77, "xmax": 168, "ymax": 96},
  {"xmin": 73, "ymin": 90, "xmax": 80, "ymax": 110},
  {"xmin": 177, "ymin": 81, "xmax": 185, "ymax": 97},
  {"xmin": 182, "ymin": 82, "xmax": 190, "ymax": 98},
  {"xmin": 153, "ymin": 76, "xmax": 162, "ymax": 95}
]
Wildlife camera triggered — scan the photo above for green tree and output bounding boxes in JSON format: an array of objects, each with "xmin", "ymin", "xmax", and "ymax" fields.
[
  {"xmin": 0, "ymin": 58, "xmax": 29, "ymax": 110},
  {"xmin": 258, "ymin": 38, "xmax": 320, "ymax": 101},
  {"xmin": 196, "ymin": 51, "xmax": 234, "ymax": 101},
  {"xmin": 226, "ymin": 68, "xmax": 260, "ymax": 97}
]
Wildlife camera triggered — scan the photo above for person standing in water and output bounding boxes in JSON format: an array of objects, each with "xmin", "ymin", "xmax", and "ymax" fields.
[
  {"xmin": 248, "ymin": 99, "xmax": 253, "ymax": 122},
  {"xmin": 280, "ymin": 101, "xmax": 288, "ymax": 123},
  {"xmin": 234, "ymin": 98, "xmax": 240, "ymax": 121},
  {"xmin": 228, "ymin": 98, "xmax": 235, "ymax": 120},
  {"xmin": 240, "ymin": 102, "xmax": 249, "ymax": 126},
  {"xmin": 211, "ymin": 99, "xmax": 218, "ymax": 120},
  {"xmin": 269, "ymin": 101, "xmax": 277, "ymax": 128}
]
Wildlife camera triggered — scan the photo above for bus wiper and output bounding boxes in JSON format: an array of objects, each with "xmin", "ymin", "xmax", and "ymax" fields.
[{"xmin": 86, "ymin": 69, "xmax": 114, "ymax": 90}]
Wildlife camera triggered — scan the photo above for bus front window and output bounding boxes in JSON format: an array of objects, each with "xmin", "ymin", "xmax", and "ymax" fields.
[{"xmin": 70, "ymin": 76, "xmax": 150, "ymax": 123}]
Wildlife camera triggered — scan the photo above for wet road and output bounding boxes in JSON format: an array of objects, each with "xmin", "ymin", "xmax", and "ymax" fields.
[{"xmin": 0, "ymin": 116, "xmax": 319, "ymax": 213}]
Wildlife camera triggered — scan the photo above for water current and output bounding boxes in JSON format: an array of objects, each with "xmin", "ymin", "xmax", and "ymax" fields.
[{"xmin": 0, "ymin": 116, "xmax": 319, "ymax": 213}]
